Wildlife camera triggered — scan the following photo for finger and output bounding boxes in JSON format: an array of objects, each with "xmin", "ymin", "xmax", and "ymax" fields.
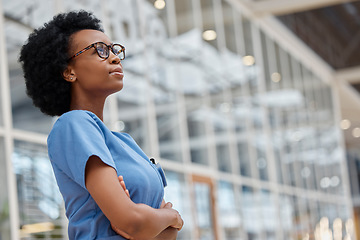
[
  {"xmin": 125, "ymin": 189, "xmax": 130, "ymax": 198},
  {"xmin": 160, "ymin": 199, "xmax": 166, "ymax": 208},
  {"xmin": 120, "ymin": 180, "xmax": 126, "ymax": 190},
  {"xmin": 178, "ymin": 218, "xmax": 184, "ymax": 231},
  {"xmin": 118, "ymin": 175, "xmax": 124, "ymax": 181},
  {"xmin": 164, "ymin": 202, "xmax": 173, "ymax": 208}
]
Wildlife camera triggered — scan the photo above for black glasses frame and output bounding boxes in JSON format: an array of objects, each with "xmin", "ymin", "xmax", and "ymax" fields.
[{"xmin": 68, "ymin": 42, "xmax": 125, "ymax": 61}]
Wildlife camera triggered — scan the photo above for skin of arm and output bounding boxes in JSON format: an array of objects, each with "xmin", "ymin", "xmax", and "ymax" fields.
[
  {"xmin": 113, "ymin": 181, "xmax": 179, "ymax": 240},
  {"xmin": 85, "ymin": 155, "xmax": 183, "ymax": 240}
]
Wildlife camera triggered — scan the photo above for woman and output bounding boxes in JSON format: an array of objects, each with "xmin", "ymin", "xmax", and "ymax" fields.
[{"xmin": 19, "ymin": 10, "xmax": 183, "ymax": 240}]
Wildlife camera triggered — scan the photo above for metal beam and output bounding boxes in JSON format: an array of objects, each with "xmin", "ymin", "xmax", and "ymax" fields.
[
  {"xmin": 246, "ymin": 0, "xmax": 359, "ymax": 16},
  {"xmin": 335, "ymin": 66, "xmax": 360, "ymax": 84}
]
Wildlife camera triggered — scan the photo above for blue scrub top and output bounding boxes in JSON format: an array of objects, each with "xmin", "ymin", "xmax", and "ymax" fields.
[{"xmin": 47, "ymin": 110, "xmax": 165, "ymax": 240}]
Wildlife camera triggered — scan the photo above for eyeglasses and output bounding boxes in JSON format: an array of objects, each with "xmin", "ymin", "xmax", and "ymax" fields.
[{"xmin": 68, "ymin": 42, "xmax": 125, "ymax": 61}]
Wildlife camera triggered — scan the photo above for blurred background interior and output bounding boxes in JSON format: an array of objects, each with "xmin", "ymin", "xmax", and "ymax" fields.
[{"xmin": 1, "ymin": 0, "xmax": 360, "ymax": 239}]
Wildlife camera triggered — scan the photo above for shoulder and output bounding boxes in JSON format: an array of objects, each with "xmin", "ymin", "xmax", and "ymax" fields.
[
  {"xmin": 48, "ymin": 110, "xmax": 102, "ymax": 142},
  {"xmin": 57, "ymin": 110, "xmax": 98, "ymax": 122},
  {"xmin": 53, "ymin": 110, "xmax": 100, "ymax": 128}
]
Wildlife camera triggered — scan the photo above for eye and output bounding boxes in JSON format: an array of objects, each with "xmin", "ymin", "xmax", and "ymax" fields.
[
  {"xmin": 112, "ymin": 45, "xmax": 122, "ymax": 55},
  {"xmin": 96, "ymin": 44, "xmax": 108, "ymax": 58}
]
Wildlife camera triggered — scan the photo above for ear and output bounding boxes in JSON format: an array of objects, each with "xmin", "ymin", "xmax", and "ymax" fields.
[{"xmin": 62, "ymin": 67, "xmax": 76, "ymax": 83}]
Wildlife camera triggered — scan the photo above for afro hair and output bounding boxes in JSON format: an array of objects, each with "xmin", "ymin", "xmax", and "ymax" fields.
[{"xmin": 19, "ymin": 10, "xmax": 104, "ymax": 116}]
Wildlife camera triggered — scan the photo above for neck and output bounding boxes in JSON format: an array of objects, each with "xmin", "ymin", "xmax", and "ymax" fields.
[{"xmin": 70, "ymin": 95, "xmax": 106, "ymax": 121}]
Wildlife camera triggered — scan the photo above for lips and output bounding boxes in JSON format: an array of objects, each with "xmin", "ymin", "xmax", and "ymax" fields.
[{"xmin": 109, "ymin": 67, "xmax": 124, "ymax": 77}]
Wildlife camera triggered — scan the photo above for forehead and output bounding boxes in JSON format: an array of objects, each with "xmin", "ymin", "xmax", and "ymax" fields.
[{"xmin": 71, "ymin": 29, "xmax": 110, "ymax": 50}]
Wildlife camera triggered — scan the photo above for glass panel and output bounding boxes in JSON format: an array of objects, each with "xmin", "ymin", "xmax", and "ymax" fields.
[
  {"xmin": 4, "ymin": 0, "xmax": 54, "ymax": 134},
  {"xmin": 218, "ymin": 181, "xmax": 241, "ymax": 239},
  {"xmin": 296, "ymin": 197, "xmax": 311, "ymax": 239},
  {"xmin": 13, "ymin": 141, "xmax": 65, "ymax": 239},
  {"xmin": 237, "ymin": 141, "xmax": 251, "ymax": 177},
  {"xmin": 187, "ymin": 102, "xmax": 209, "ymax": 165},
  {"xmin": 278, "ymin": 194, "xmax": 295, "ymax": 240},
  {"xmin": 259, "ymin": 189, "xmax": 277, "ymax": 240},
  {"xmin": 255, "ymin": 133, "xmax": 269, "ymax": 181},
  {"xmin": 216, "ymin": 143, "xmax": 231, "ymax": 173},
  {"xmin": 111, "ymin": 1, "xmax": 154, "ymax": 153},
  {"xmin": 200, "ymin": 0, "xmax": 217, "ymax": 49},
  {"xmin": 156, "ymin": 108, "xmax": 183, "ymax": 161},
  {"xmin": 0, "ymin": 137, "xmax": 11, "ymax": 239},
  {"xmin": 63, "ymin": 0, "xmax": 102, "ymax": 15},
  {"xmin": 0, "ymin": 8, "xmax": 3, "ymax": 127},
  {"xmin": 241, "ymin": 185, "xmax": 261, "ymax": 240},
  {"xmin": 222, "ymin": 1, "xmax": 236, "ymax": 53},
  {"xmin": 163, "ymin": 171, "xmax": 192, "ymax": 240},
  {"xmin": 174, "ymin": 0, "xmax": 194, "ymax": 35},
  {"xmin": 146, "ymin": 0, "xmax": 183, "ymax": 162},
  {"xmin": 193, "ymin": 178, "xmax": 216, "ymax": 240}
]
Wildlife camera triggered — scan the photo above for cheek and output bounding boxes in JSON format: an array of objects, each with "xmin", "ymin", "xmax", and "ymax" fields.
[{"xmin": 77, "ymin": 63, "xmax": 107, "ymax": 82}]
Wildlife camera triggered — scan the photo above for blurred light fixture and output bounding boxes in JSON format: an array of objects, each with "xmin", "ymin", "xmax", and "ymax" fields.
[
  {"xmin": 301, "ymin": 167, "xmax": 311, "ymax": 178},
  {"xmin": 271, "ymin": 72, "xmax": 281, "ymax": 82},
  {"xmin": 320, "ymin": 177, "xmax": 331, "ymax": 188},
  {"xmin": 242, "ymin": 55, "xmax": 255, "ymax": 66},
  {"xmin": 256, "ymin": 158, "xmax": 266, "ymax": 169},
  {"xmin": 291, "ymin": 130, "xmax": 303, "ymax": 142},
  {"xmin": 202, "ymin": 30, "xmax": 217, "ymax": 41},
  {"xmin": 352, "ymin": 127, "xmax": 360, "ymax": 138},
  {"xmin": 333, "ymin": 218, "xmax": 343, "ymax": 240},
  {"xmin": 21, "ymin": 222, "xmax": 54, "ymax": 234},
  {"xmin": 219, "ymin": 102, "xmax": 231, "ymax": 113},
  {"xmin": 340, "ymin": 119, "xmax": 351, "ymax": 130},
  {"xmin": 154, "ymin": 0, "xmax": 166, "ymax": 9},
  {"xmin": 114, "ymin": 120, "xmax": 125, "ymax": 131},
  {"xmin": 330, "ymin": 176, "xmax": 340, "ymax": 187}
]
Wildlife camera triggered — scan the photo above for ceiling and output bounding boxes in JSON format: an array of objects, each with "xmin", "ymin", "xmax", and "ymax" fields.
[
  {"xmin": 233, "ymin": 0, "xmax": 360, "ymax": 147},
  {"xmin": 277, "ymin": 0, "xmax": 360, "ymax": 148},
  {"xmin": 277, "ymin": 1, "xmax": 360, "ymax": 70}
]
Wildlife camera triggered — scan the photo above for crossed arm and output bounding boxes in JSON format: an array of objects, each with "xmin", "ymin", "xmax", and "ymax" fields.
[{"xmin": 85, "ymin": 155, "xmax": 183, "ymax": 240}]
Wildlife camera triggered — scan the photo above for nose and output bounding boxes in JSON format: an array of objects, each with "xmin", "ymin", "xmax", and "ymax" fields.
[{"xmin": 109, "ymin": 50, "xmax": 121, "ymax": 64}]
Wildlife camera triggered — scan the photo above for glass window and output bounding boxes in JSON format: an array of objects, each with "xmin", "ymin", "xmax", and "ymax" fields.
[
  {"xmin": 4, "ymin": 0, "xmax": 54, "ymax": 134},
  {"xmin": 174, "ymin": 0, "xmax": 194, "ymax": 35},
  {"xmin": 255, "ymin": 134, "xmax": 269, "ymax": 181},
  {"xmin": 63, "ymin": 0, "xmax": 102, "ymax": 16},
  {"xmin": 192, "ymin": 176, "xmax": 216, "ymax": 239},
  {"xmin": 217, "ymin": 181, "xmax": 241, "ymax": 239},
  {"xmin": 187, "ymin": 104, "xmax": 209, "ymax": 165},
  {"xmin": 200, "ymin": 0, "xmax": 217, "ymax": 50},
  {"xmin": 0, "ymin": 137, "xmax": 11, "ymax": 239},
  {"xmin": 105, "ymin": 4, "xmax": 150, "ymax": 152},
  {"xmin": 216, "ymin": 143, "xmax": 231, "ymax": 173},
  {"xmin": 0, "ymin": 7, "xmax": 3, "ymax": 127},
  {"xmin": 221, "ymin": 1, "xmax": 236, "ymax": 54},
  {"xmin": 163, "ymin": 170, "xmax": 192, "ymax": 240},
  {"xmin": 13, "ymin": 141, "xmax": 65, "ymax": 239},
  {"xmin": 240, "ymin": 185, "xmax": 261, "ymax": 240},
  {"xmin": 278, "ymin": 194, "xmax": 295, "ymax": 240},
  {"xmin": 156, "ymin": 109, "xmax": 183, "ymax": 161},
  {"xmin": 145, "ymin": 0, "xmax": 184, "ymax": 162},
  {"xmin": 237, "ymin": 141, "xmax": 251, "ymax": 177}
]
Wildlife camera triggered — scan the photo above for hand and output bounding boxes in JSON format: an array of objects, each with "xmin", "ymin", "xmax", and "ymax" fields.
[
  {"xmin": 118, "ymin": 175, "xmax": 130, "ymax": 197},
  {"xmin": 111, "ymin": 176, "xmax": 133, "ymax": 239},
  {"xmin": 152, "ymin": 201, "xmax": 180, "ymax": 240},
  {"xmin": 161, "ymin": 201, "xmax": 184, "ymax": 231}
]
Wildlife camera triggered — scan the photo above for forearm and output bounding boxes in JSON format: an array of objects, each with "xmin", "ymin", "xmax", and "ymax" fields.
[
  {"xmin": 121, "ymin": 203, "xmax": 179, "ymax": 240},
  {"xmin": 152, "ymin": 227, "xmax": 178, "ymax": 240}
]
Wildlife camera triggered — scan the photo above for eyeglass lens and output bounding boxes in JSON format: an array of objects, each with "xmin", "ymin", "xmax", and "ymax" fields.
[{"xmin": 95, "ymin": 43, "xmax": 124, "ymax": 60}]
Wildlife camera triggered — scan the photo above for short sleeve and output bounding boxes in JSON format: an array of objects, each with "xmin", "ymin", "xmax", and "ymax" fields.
[{"xmin": 47, "ymin": 111, "xmax": 116, "ymax": 189}]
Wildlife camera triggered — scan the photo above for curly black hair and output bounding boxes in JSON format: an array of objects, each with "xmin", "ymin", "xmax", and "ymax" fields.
[{"xmin": 19, "ymin": 10, "xmax": 104, "ymax": 116}]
